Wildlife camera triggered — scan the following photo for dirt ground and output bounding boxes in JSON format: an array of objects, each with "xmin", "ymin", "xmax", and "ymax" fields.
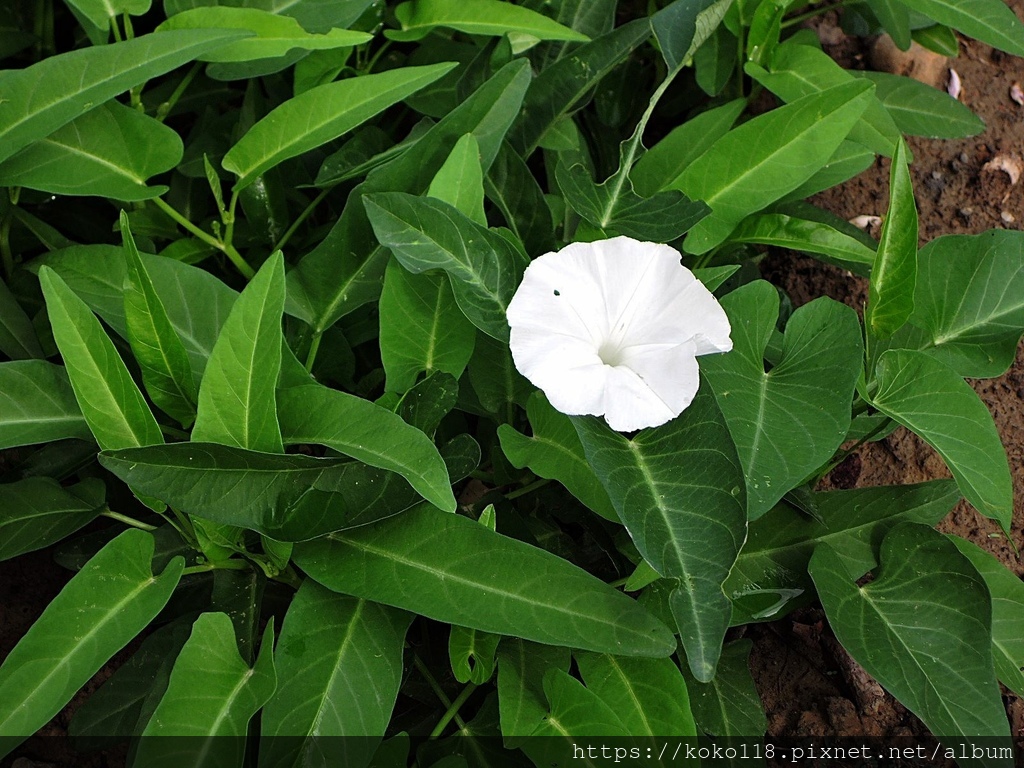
[
  {"xmin": 2, "ymin": 5, "xmax": 1023, "ymax": 766},
  {"xmin": 754, "ymin": 2, "xmax": 1024, "ymax": 750}
]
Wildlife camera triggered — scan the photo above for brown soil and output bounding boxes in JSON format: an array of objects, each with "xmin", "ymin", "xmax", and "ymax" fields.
[{"xmin": 755, "ymin": 1, "xmax": 1024, "ymax": 751}]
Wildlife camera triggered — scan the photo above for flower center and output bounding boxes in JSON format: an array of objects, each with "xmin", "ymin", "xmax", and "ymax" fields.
[{"xmin": 597, "ymin": 341, "xmax": 625, "ymax": 367}]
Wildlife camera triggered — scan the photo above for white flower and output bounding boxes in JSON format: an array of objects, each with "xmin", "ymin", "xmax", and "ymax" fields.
[{"xmin": 506, "ymin": 236, "xmax": 732, "ymax": 432}]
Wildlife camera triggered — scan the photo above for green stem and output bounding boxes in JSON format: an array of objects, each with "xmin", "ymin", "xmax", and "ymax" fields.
[
  {"xmin": 160, "ymin": 423, "xmax": 189, "ymax": 440},
  {"xmin": 412, "ymin": 654, "xmax": 469, "ymax": 731},
  {"xmin": 814, "ymin": 416, "xmax": 893, "ymax": 482},
  {"xmin": 607, "ymin": 576, "xmax": 629, "ymax": 589},
  {"xmin": 182, "ymin": 559, "xmax": 253, "ymax": 576},
  {"xmin": 157, "ymin": 63, "xmax": 201, "ymax": 122},
  {"xmin": 304, "ymin": 331, "xmax": 323, "ymax": 372},
  {"xmin": 362, "ymin": 40, "xmax": 393, "ymax": 74},
  {"xmin": 102, "ymin": 509, "xmax": 158, "ymax": 531},
  {"xmin": 430, "ymin": 683, "xmax": 477, "ymax": 738},
  {"xmin": 505, "ymin": 477, "xmax": 550, "ymax": 501},
  {"xmin": 223, "ymin": 190, "xmax": 239, "ymax": 250},
  {"xmin": 599, "ymin": 67, "xmax": 680, "ymax": 228},
  {"xmin": 0, "ymin": 210, "xmax": 13, "ymax": 280},
  {"xmin": 781, "ymin": 1, "xmax": 848, "ymax": 28},
  {"xmin": 152, "ymin": 197, "xmax": 255, "ymax": 279},
  {"xmin": 110, "ymin": 16, "xmax": 122, "ymax": 42},
  {"xmin": 274, "ymin": 187, "xmax": 333, "ymax": 253},
  {"xmin": 736, "ymin": 24, "xmax": 746, "ymax": 98}
]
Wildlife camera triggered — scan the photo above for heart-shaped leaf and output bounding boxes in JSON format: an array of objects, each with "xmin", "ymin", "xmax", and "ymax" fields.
[{"xmin": 702, "ymin": 280, "xmax": 862, "ymax": 519}]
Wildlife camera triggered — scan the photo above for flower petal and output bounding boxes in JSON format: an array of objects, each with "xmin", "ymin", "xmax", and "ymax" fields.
[{"xmin": 506, "ymin": 235, "xmax": 730, "ymax": 432}]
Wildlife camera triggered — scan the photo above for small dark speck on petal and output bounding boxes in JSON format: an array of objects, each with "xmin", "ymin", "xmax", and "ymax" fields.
[{"xmin": 553, "ymin": 289, "xmax": 560, "ymax": 296}]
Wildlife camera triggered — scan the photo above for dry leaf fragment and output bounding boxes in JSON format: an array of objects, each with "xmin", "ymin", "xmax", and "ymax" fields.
[
  {"xmin": 849, "ymin": 215, "xmax": 882, "ymax": 230},
  {"xmin": 1011, "ymin": 81, "xmax": 1024, "ymax": 105},
  {"xmin": 982, "ymin": 154, "xmax": 1022, "ymax": 186},
  {"xmin": 948, "ymin": 69, "xmax": 962, "ymax": 99}
]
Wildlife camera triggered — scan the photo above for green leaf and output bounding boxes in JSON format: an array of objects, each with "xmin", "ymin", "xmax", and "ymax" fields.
[
  {"xmin": 223, "ymin": 63, "xmax": 455, "ymax": 191},
  {"xmin": 680, "ymin": 639, "xmax": 766, "ymax": 738},
  {"xmin": 652, "ymin": 0, "xmax": 734, "ymax": 72},
  {"xmin": 575, "ymin": 653, "xmax": 697, "ymax": 736},
  {"xmin": 192, "ymin": 253, "xmax": 284, "ymax": 453},
  {"xmin": 746, "ymin": 42, "xmax": 900, "ymax": 158},
  {"xmin": 896, "ymin": 0, "xmax": 1024, "ymax": 56},
  {"xmin": 498, "ymin": 392, "xmax": 617, "ymax": 522},
  {"xmin": 39, "ymin": 267, "xmax": 163, "ymax": 451},
  {"xmin": 867, "ymin": 137, "xmax": 917, "ymax": 339},
  {"xmin": 865, "ymin": 0, "xmax": 912, "ymax": 48},
  {"xmin": 679, "ymin": 80, "xmax": 874, "ymax": 253},
  {"xmin": 912, "ymin": 23, "xmax": 961, "ymax": 55},
  {"xmin": 364, "ymin": 192, "xmax": 521, "ymax": 341},
  {"xmin": 694, "ymin": 23, "xmax": 736, "ymax": 96},
  {"xmin": 158, "ymin": 7, "xmax": 370, "ymax": 62},
  {"xmin": 278, "ymin": 383, "xmax": 456, "ymax": 512},
  {"xmin": 781, "ymin": 140, "xmax": 875, "ymax": 203},
  {"xmin": 514, "ymin": 20, "xmax": 651, "ymax": 156},
  {"xmin": 726, "ymin": 481, "xmax": 960, "ymax": 623},
  {"xmin": 556, "ymin": 157, "xmax": 709, "ymax": 241},
  {"xmin": 378, "ymin": 260, "xmax": 477, "ymax": 394},
  {"xmin": 573, "ymin": 384, "xmax": 746, "ymax": 681},
  {"xmin": 631, "ymin": 99, "xmax": 747, "ymax": 197},
  {"xmin": 427, "ymin": 133, "xmax": 486, "ymax": 225},
  {"xmin": 0, "ymin": 530, "xmax": 182, "ymax": 757},
  {"xmin": 287, "ymin": 60, "xmax": 530, "ymax": 333},
  {"xmin": 0, "ymin": 30, "xmax": 248, "ymax": 166},
  {"xmin": 529, "ymin": 669, "xmax": 629, "ymax": 737},
  {"xmin": 0, "ymin": 278, "xmax": 43, "ymax": 360},
  {"xmin": 466, "ymin": 333, "xmax": 530, "ymax": 415},
  {"xmin": 809, "ymin": 524, "xmax": 1012, "ymax": 744},
  {"xmin": 393, "ymin": 370, "xmax": 461, "ymax": 434},
  {"xmin": 0, "ymin": 478, "xmax": 105, "ymax": 562},
  {"xmin": 134, "ymin": 614, "xmax": 276, "ymax": 768},
  {"xmin": 854, "ymin": 71, "xmax": 985, "ymax": 138},
  {"xmin": 950, "ymin": 537, "xmax": 1024, "ymax": 698},
  {"xmin": 389, "ymin": 0, "xmax": 588, "ymax": 42},
  {"xmin": 121, "ymin": 212, "xmax": 197, "ymax": 427},
  {"xmin": 869, "ymin": 350, "xmax": 1013, "ymax": 530},
  {"xmin": 65, "ymin": 0, "xmax": 150, "ymax": 31},
  {"xmin": 887, "ymin": 231, "xmax": 1024, "ymax": 377},
  {"xmin": 260, "ymin": 582, "xmax": 411, "ymax": 768},
  {"xmin": 35, "ymin": 244, "xmax": 239, "ymax": 384},
  {"xmin": 450, "ymin": 626, "xmax": 501, "ymax": 685},
  {"xmin": 0, "ymin": 101, "xmax": 182, "ymax": 201},
  {"xmin": 0, "ymin": 360, "xmax": 92, "ymax": 450},
  {"xmin": 68, "ymin": 619, "xmax": 191, "ymax": 749},
  {"xmin": 485, "ymin": 140, "xmax": 556, "ymax": 256},
  {"xmin": 727, "ymin": 213, "xmax": 876, "ymax": 269},
  {"xmin": 294, "ymin": 504, "xmax": 676, "ymax": 657},
  {"xmin": 702, "ymin": 281, "xmax": 863, "ymax": 519},
  {"xmin": 99, "ymin": 442, "xmax": 441, "ymax": 541},
  {"xmin": 496, "ymin": 639, "xmax": 570, "ymax": 742}
]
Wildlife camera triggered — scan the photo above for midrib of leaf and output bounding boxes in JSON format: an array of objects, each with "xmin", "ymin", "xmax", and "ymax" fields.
[
  {"xmin": 744, "ymin": 372, "xmax": 772, "ymax": 468},
  {"xmin": 317, "ymin": 243, "xmax": 384, "ymax": 333},
  {"xmin": 858, "ymin": 588, "xmax": 969, "ymax": 731},
  {"xmin": 234, "ymin": 80, "xmax": 430, "ymax": 181},
  {"xmin": 191, "ymin": 666, "xmax": 258, "ymax": 762},
  {"xmin": 328, "ymin": 535, "xmax": 631, "ymax": 633},
  {"xmin": 1, "ymin": 39, "xmax": 210, "ymax": 148},
  {"xmin": 702, "ymin": 98, "xmax": 860, "ymax": 206},
  {"xmin": 307, "ymin": 599, "xmax": 365, "ymax": 737},
  {"xmin": 39, "ymin": 135, "xmax": 147, "ymax": 184},
  {"xmin": 0, "ymin": 574, "xmax": 156, "ymax": 726},
  {"xmin": 605, "ymin": 655, "xmax": 654, "ymax": 735},
  {"xmin": 61, "ymin": 313, "xmax": 149, "ymax": 446},
  {"xmin": 424, "ymin": 281, "xmax": 444, "ymax": 372},
  {"xmin": 396, "ymin": 217, "xmax": 504, "ymax": 311}
]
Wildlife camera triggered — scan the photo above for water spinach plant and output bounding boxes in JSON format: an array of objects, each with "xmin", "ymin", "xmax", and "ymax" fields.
[{"xmin": 0, "ymin": 0, "xmax": 1023, "ymax": 764}]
